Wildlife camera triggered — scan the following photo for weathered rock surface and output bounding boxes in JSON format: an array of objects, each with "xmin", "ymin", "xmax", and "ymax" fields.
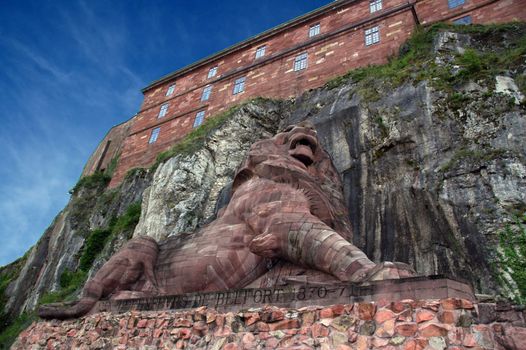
[
  {"xmin": 134, "ymin": 100, "xmax": 286, "ymax": 240},
  {"xmin": 286, "ymin": 75, "xmax": 525, "ymax": 296}
]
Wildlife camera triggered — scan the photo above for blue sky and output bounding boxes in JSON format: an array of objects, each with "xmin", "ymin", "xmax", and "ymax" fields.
[{"xmin": 0, "ymin": 0, "xmax": 332, "ymax": 266}]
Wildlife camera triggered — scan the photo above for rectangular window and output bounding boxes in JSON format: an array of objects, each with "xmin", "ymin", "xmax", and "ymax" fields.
[
  {"xmin": 193, "ymin": 111, "xmax": 205, "ymax": 128},
  {"xmin": 365, "ymin": 26, "xmax": 380, "ymax": 46},
  {"xmin": 166, "ymin": 84, "xmax": 176, "ymax": 96},
  {"xmin": 448, "ymin": 0, "xmax": 465, "ymax": 9},
  {"xmin": 201, "ymin": 85, "xmax": 212, "ymax": 101},
  {"xmin": 208, "ymin": 66, "xmax": 217, "ymax": 78},
  {"xmin": 158, "ymin": 103, "xmax": 169, "ymax": 118},
  {"xmin": 255, "ymin": 45, "xmax": 266, "ymax": 59},
  {"xmin": 294, "ymin": 53, "xmax": 308, "ymax": 71},
  {"xmin": 233, "ymin": 77, "xmax": 245, "ymax": 95},
  {"xmin": 149, "ymin": 127, "xmax": 160, "ymax": 144},
  {"xmin": 453, "ymin": 15, "xmax": 472, "ymax": 25},
  {"xmin": 370, "ymin": 0, "xmax": 382, "ymax": 13},
  {"xmin": 309, "ymin": 23, "xmax": 320, "ymax": 38}
]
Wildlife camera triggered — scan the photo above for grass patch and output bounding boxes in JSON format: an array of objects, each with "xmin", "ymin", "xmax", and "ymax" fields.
[
  {"xmin": 124, "ymin": 167, "xmax": 147, "ymax": 181},
  {"xmin": 374, "ymin": 116, "xmax": 389, "ymax": 138},
  {"xmin": 447, "ymin": 92, "xmax": 471, "ymax": 110},
  {"xmin": 516, "ymin": 74, "xmax": 526, "ymax": 98},
  {"xmin": 105, "ymin": 154, "xmax": 120, "ymax": 178},
  {"xmin": 39, "ymin": 201, "xmax": 142, "ymax": 308},
  {"xmin": 0, "ymin": 255, "xmax": 31, "ymax": 349},
  {"xmin": 78, "ymin": 228, "xmax": 112, "ymax": 272},
  {"xmin": 78, "ymin": 201, "xmax": 142, "ymax": 272},
  {"xmin": 0, "ymin": 312, "xmax": 36, "ymax": 349},
  {"xmin": 495, "ymin": 214, "xmax": 526, "ymax": 303},
  {"xmin": 111, "ymin": 202, "xmax": 142, "ymax": 235},
  {"xmin": 324, "ymin": 23, "xmax": 447, "ymax": 91},
  {"xmin": 69, "ymin": 171, "xmax": 111, "ymax": 195},
  {"xmin": 153, "ymin": 107, "xmax": 235, "ymax": 168},
  {"xmin": 439, "ymin": 148, "xmax": 507, "ymax": 173},
  {"xmin": 323, "ymin": 22, "xmax": 526, "ymax": 105},
  {"xmin": 39, "ymin": 270, "xmax": 87, "ymax": 305}
]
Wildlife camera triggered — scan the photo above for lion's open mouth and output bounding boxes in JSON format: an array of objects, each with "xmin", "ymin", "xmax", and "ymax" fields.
[{"xmin": 289, "ymin": 134, "xmax": 318, "ymax": 167}]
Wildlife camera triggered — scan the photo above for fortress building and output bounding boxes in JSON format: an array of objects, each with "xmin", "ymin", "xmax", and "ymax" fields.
[{"xmin": 81, "ymin": 0, "xmax": 525, "ymax": 187}]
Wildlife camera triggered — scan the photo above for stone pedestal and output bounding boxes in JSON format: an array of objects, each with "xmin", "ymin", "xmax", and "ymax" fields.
[
  {"xmin": 94, "ymin": 275, "xmax": 474, "ymax": 314},
  {"xmin": 15, "ymin": 280, "xmax": 526, "ymax": 350}
]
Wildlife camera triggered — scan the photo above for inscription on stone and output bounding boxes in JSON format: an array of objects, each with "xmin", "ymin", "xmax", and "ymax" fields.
[
  {"xmin": 94, "ymin": 276, "xmax": 475, "ymax": 314},
  {"xmin": 98, "ymin": 285, "xmax": 353, "ymax": 313}
]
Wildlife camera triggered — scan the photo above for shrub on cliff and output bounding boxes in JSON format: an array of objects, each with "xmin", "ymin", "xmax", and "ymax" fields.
[{"xmin": 496, "ymin": 214, "xmax": 526, "ymax": 303}]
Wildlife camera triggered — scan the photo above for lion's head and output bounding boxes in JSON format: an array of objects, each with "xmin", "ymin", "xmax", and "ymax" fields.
[{"xmin": 232, "ymin": 122, "xmax": 353, "ymax": 241}]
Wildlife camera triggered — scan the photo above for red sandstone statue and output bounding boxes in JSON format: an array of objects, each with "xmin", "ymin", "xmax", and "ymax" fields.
[{"xmin": 39, "ymin": 122, "xmax": 414, "ymax": 319}]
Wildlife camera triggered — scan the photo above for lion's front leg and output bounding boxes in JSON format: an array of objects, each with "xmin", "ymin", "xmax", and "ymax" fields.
[
  {"xmin": 249, "ymin": 233, "xmax": 282, "ymax": 258},
  {"xmin": 248, "ymin": 209, "xmax": 377, "ymax": 282},
  {"xmin": 242, "ymin": 184, "xmax": 374, "ymax": 282}
]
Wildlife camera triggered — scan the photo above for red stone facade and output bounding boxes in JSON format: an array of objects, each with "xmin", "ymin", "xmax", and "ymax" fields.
[
  {"xmin": 81, "ymin": 118, "xmax": 133, "ymax": 178},
  {"xmin": 96, "ymin": 0, "xmax": 525, "ymax": 187}
]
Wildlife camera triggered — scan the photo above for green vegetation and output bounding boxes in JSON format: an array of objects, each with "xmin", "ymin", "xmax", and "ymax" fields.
[
  {"xmin": 153, "ymin": 108, "xmax": 231, "ymax": 167},
  {"xmin": 447, "ymin": 92, "xmax": 471, "ymax": 111},
  {"xmin": 40, "ymin": 201, "xmax": 142, "ymax": 307},
  {"xmin": 324, "ymin": 23, "xmax": 446, "ymax": 92},
  {"xmin": 439, "ymin": 148, "xmax": 507, "ymax": 173},
  {"xmin": 38, "ymin": 270, "xmax": 87, "ymax": 305},
  {"xmin": 78, "ymin": 228, "xmax": 112, "ymax": 272},
  {"xmin": 374, "ymin": 116, "xmax": 389, "ymax": 138},
  {"xmin": 69, "ymin": 154, "xmax": 120, "ymax": 195},
  {"xmin": 122, "ymin": 98, "xmax": 258, "ymax": 177},
  {"xmin": 0, "ymin": 255, "xmax": 31, "ymax": 349},
  {"xmin": 69, "ymin": 171, "xmax": 111, "ymax": 195},
  {"xmin": 105, "ymin": 154, "xmax": 120, "ymax": 178},
  {"xmin": 324, "ymin": 22, "xmax": 526, "ymax": 102},
  {"xmin": 78, "ymin": 201, "xmax": 141, "ymax": 273},
  {"xmin": 0, "ymin": 312, "xmax": 36, "ymax": 349},
  {"xmin": 495, "ymin": 214, "xmax": 526, "ymax": 303},
  {"xmin": 111, "ymin": 201, "xmax": 142, "ymax": 235}
]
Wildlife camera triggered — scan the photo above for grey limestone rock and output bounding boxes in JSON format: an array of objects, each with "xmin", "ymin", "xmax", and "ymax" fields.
[{"xmin": 133, "ymin": 100, "xmax": 287, "ymax": 240}]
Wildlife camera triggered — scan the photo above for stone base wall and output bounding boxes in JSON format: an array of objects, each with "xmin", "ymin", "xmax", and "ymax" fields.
[{"xmin": 14, "ymin": 298, "xmax": 526, "ymax": 350}]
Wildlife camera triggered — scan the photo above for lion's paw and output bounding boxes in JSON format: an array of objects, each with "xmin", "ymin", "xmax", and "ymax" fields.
[
  {"xmin": 358, "ymin": 262, "xmax": 416, "ymax": 282},
  {"xmin": 249, "ymin": 233, "xmax": 281, "ymax": 258}
]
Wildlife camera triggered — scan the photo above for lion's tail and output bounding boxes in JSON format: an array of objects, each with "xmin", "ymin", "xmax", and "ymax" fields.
[{"xmin": 38, "ymin": 280, "xmax": 102, "ymax": 320}]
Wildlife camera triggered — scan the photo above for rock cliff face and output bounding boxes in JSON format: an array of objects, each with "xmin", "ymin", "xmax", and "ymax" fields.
[
  {"xmin": 133, "ymin": 100, "xmax": 286, "ymax": 241},
  {"xmin": 288, "ymin": 79, "xmax": 524, "ymax": 294},
  {"xmin": 1, "ymin": 25, "xmax": 525, "ymax": 337}
]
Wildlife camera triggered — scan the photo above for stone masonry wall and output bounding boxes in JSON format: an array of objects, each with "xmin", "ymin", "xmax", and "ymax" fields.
[
  {"xmin": 415, "ymin": 0, "xmax": 526, "ymax": 26},
  {"xmin": 81, "ymin": 118, "xmax": 133, "ymax": 177},
  {"xmin": 14, "ymin": 298, "xmax": 526, "ymax": 349}
]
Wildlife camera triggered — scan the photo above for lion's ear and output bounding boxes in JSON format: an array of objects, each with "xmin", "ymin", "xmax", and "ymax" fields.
[{"xmin": 232, "ymin": 168, "xmax": 255, "ymax": 193}]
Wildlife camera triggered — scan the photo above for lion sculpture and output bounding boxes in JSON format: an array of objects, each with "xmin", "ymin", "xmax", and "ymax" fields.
[{"xmin": 39, "ymin": 122, "xmax": 414, "ymax": 319}]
